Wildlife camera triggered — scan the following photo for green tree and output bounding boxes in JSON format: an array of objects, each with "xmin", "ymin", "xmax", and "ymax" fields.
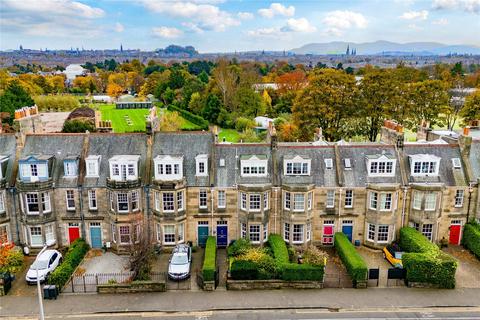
[
  {"xmin": 408, "ymin": 80, "xmax": 449, "ymax": 129},
  {"xmin": 292, "ymin": 69, "xmax": 357, "ymax": 142},
  {"xmin": 0, "ymin": 80, "xmax": 34, "ymax": 124},
  {"xmin": 62, "ymin": 120, "xmax": 95, "ymax": 133},
  {"xmin": 460, "ymin": 90, "xmax": 480, "ymax": 124},
  {"xmin": 188, "ymin": 92, "xmax": 204, "ymax": 114},
  {"xmin": 202, "ymin": 94, "xmax": 222, "ymax": 123},
  {"xmin": 198, "ymin": 70, "xmax": 209, "ymax": 84},
  {"xmin": 234, "ymin": 87, "xmax": 265, "ymax": 118}
]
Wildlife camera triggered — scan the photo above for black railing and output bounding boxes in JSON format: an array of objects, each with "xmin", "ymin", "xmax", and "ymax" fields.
[
  {"xmin": 16, "ymin": 178, "xmax": 53, "ymax": 192},
  {"xmin": 106, "ymin": 178, "xmax": 142, "ymax": 189}
]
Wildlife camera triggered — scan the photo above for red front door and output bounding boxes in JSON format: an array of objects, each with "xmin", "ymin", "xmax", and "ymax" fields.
[
  {"xmin": 323, "ymin": 225, "xmax": 334, "ymax": 245},
  {"xmin": 449, "ymin": 224, "xmax": 461, "ymax": 245},
  {"xmin": 68, "ymin": 227, "xmax": 80, "ymax": 244}
]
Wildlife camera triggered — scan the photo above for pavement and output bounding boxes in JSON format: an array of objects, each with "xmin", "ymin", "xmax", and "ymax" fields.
[
  {"xmin": 80, "ymin": 250, "xmax": 130, "ymax": 274},
  {"xmin": 442, "ymin": 245, "xmax": 480, "ymax": 288},
  {"xmin": 2, "ymin": 288, "xmax": 480, "ymax": 318},
  {"xmin": 356, "ymin": 246, "xmax": 394, "ymax": 287}
]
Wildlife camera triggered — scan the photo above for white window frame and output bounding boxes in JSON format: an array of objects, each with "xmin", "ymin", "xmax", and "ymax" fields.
[
  {"xmin": 264, "ymin": 192, "xmax": 269, "ymax": 210},
  {"xmin": 66, "ymin": 190, "xmax": 75, "ymax": 211},
  {"xmin": 64, "ymin": 161, "xmax": 78, "ymax": 177},
  {"xmin": 284, "ymin": 192, "xmax": 291, "ymax": 210},
  {"xmin": 163, "ymin": 225, "xmax": 176, "ymax": 245},
  {"xmin": 117, "ymin": 193, "xmax": 129, "ymax": 213},
  {"xmin": 380, "ymin": 193, "xmax": 392, "ymax": 211},
  {"xmin": 154, "ymin": 156, "xmax": 184, "ymax": 181},
  {"xmin": 263, "ymin": 223, "xmax": 268, "ymax": 242},
  {"xmin": 178, "ymin": 223, "xmax": 185, "ymax": 243},
  {"xmin": 306, "ymin": 223, "xmax": 312, "ymax": 242},
  {"xmin": 240, "ymin": 192, "xmax": 247, "ymax": 211},
  {"xmin": 162, "ymin": 192, "xmax": 175, "ymax": 212},
  {"xmin": 326, "ymin": 190, "xmax": 335, "ymax": 208},
  {"xmin": 284, "ymin": 223, "xmax": 290, "ymax": 242},
  {"xmin": 249, "ymin": 225, "xmax": 261, "ymax": 243},
  {"xmin": 293, "ymin": 193, "xmax": 305, "ymax": 212},
  {"xmin": 131, "ymin": 190, "xmax": 139, "ymax": 212},
  {"xmin": 367, "ymin": 224, "xmax": 375, "ymax": 242},
  {"xmin": 292, "ymin": 224, "xmax": 304, "ymax": 244},
  {"xmin": 344, "ymin": 190, "xmax": 353, "ymax": 208},
  {"xmin": 284, "ymin": 157, "xmax": 311, "ymax": 176},
  {"xmin": 424, "ymin": 192, "xmax": 437, "ymax": 211},
  {"xmin": 45, "ymin": 223, "xmax": 55, "ymax": 245},
  {"xmin": 26, "ymin": 193, "xmax": 39, "ymax": 215},
  {"xmin": 240, "ymin": 156, "xmax": 268, "ymax": 177},
  {"xmin": 249, "ymin": 194, "xmax": 261, "ymax": 212},
  {"xmin": 454, "ymin": 189, "xmax": 464, "ymax": 208},
  {"xmin": 41, "ymin": 192, "xmax": 51, "ymax": 213},
  {"xmin": 413, "ymin": 191, "xmax": 422, "ymax": 210},
  {"xmin": 0, "ymin": 191, "xmax": 5, "ymax": 213},
  {"xmin": 29, "ymin": 226, "xmax": 43, "ymax": 247},
  {"xmin": 109, "ymin": 159, "xmax": 139, "ymax": 181},
  {"xmin": 307, "ymin": 192, "xmax": 313, "ymax": 210},
  {"xmin": 88, "ymin": 189, "xmax": 97, "ymax": 210},
  {"xmin": 422, "ymin": 224, "xmax": 433, "ymax": 241},
  {"xmin": 369, "ymin": 191, "xmax": 378, "ymax": 210},
  {"xmin": 154, "ymin": 192, "xmax": 161, "ymax": 211},
  {"xmin": 199, "ymin": 189, "xmax": 207, "ymax": 209},
  {"xmin": 111, "ymin": 223, "xmax": 116, "ymax": 243},
  {"xmin": 218, "ymin": 190, "xmax": 226, "ymax": 209},
  {"xmin": 177, "ymin": 191, "xmax": 184, "ymax": 211},
  {"xmin": 85, "ymin": 156, "xmax": 100, "ymax": 177},
  {"xmin": 377, "ymin": 225, "xmax": 389, "ymax": 243},
  {"xmin": 119, "ymin": 225, "xmax": 131, "ymax": 244},
  {"xmin": 410, "ymin": 154, "xmax": 440, "ymax": 177},
  {"xmin": 241, "ymin": 223, "xmax": 247, "ymax": 239},
  {"xmin": 156, "ymin": 223, "xmax": 162, "ymax": 242},
  {"xmin": 195, "ymin": 154, "xmax": 208, "ymax": 177},
  {"xmin": 324, "ymin": 158, "xmax": 333, "ymax": 169},
  {"xmin": 367, "ymin": 157, "xmax": 396, "ymax": 177}
]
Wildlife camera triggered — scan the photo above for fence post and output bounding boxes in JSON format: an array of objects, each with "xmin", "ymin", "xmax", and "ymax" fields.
[
  {"xmin": 71, "ymin": 276, "xmax": 74, "ymax": 293},
  {"xmin": 83, "ymin": 275, "xmax": 86, "ymax": 293},
  {"xmin": 96, "ymin": 274, "xmax": 98, "ymax": 286}
]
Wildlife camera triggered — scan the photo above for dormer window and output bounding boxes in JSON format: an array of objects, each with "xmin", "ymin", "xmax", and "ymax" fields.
[
  {"xmin": 325, "ymin": 158, "xmax": 333, "ymax": 169},
  {"xmin": 284, "ymin": 156, "xmax": 310, "ymax": 176},
  {"xmin": 241, "ymin": 155, "xmax": 268, "ymax": 177},
  {"xmin": 452, "ymin": 158, "xmax": 461, "ymax": 169},
  {"xmin": 0, "ymin": 156, "xmax": 8, "ymax": 180},
  {"xmin": 86, "ymin": 155, "xmax": 101, "ymax": 177},
  {"xmin": 109, "ymin": 155, "xmax": 140, "ymax": 181},
  {"xmin": 367, "ymin": 154, "xmax": 396, "ymax": 177},
  {"xmin": 195, "ymin": 154, "xmax": 208, "ymax": 177},
  {"xmin": 64, "ymin": 158, "xmax": 78, "ymax": 177},
  {"xmin": 409, "ymin": 154, "xmax": 440, "ymax": 176},
  {"xmin": 19, "ymin": 155, "xmax": 51, "ymax": 182},
  {"xmin": 154, "ymin": 155, "xmax": 183, "ymax": 181},
  {"xmin": 344, "ymin": 158, "xmax": 352, "ymax": 170}
]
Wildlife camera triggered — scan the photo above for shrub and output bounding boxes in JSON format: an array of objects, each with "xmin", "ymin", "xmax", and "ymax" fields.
[
  {"xmin": 48, "ymin": 238, "xmax": 89, "ymax": 289},
  {"xmin": 267, "ymin": 234, "xmax": 289, "ymax": 266},
  {"xmin": 238, "ymin": 247, "xmax": 277, "ymax": 279},
  {"xmin": 202, "ymin": 236, "xmax": 217, "ymax": 282},
  {"xmin": 302, "ymin": 246, "xmax": 328, "ymax": 267},
  {"xmin": 462, "ymin": 222, "xmax": 480, "ymax": 259},
  {"xmin": 62, "ymin": 119, "xmax": 96, "ymax": 133},
  {"xmin": 399, "ymin": 227, "xmax": 458, "ymax": 288},
  {"xmin": 166, "ymin": 104, "xmax": 209, "ymax": 130},
  {"xmin": 281, "ymin": 264, "xmax": 325, "ymax": 281},
  {"xmin": 0, "ymin": 244, "xmax": 24, "ymax": 274},
  {"xmin": 334, "ymin": 232, "xmax": 368, "ymax": 283},
  {"xmin": 235, "ymin": 117, "xmax": 256, "ymax": 131},
  {"xmin": 227, "ymin": 238, "xmax": 252, "ymax": 257},
  {"xmin": 230, "ymin": 260, "xmax": 258, "ymax": 280}
]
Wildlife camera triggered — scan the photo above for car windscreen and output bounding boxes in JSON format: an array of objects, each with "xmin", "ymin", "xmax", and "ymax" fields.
[
  {"xmin": 171, "ymin": 254, "xmax": 188, "ymax": 265},
  {"xmin": 31, "ymin": 259, "xmax": 49, "ymax": 270}
]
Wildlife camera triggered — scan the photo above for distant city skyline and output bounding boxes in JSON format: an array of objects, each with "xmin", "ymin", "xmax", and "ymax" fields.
[{"xmin": 1, "ymin": 0, "xmax": 480, "ymax": 53}]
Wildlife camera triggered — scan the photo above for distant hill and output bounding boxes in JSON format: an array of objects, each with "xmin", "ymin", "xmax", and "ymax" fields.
[{"xmin": 291, "ymin": 40, "xmax": 480, "ymax": 55}]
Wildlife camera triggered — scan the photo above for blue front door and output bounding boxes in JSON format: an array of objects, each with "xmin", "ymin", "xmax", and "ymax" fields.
[
  {"xmin": 90, "ymin": 226, "xmax": 102, "ymax": 248},
  {"xmin": 216, "ymin": 225, "xmax": 228, "ymax": 247},
  {"xmin": 198, "ymin": 226, "xmax": 209, "ymax": 247},
  {"xmin": 342, "ymin": 225, "xmax": 353, "ymax": 242}
]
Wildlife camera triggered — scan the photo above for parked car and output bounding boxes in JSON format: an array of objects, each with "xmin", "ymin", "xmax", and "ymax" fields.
[
  {"xmin": 383, "ymin": 243, "xmax": 404, "ymax": 268},
  {"xmin": 26, "ymin": 250, "xmax": 62, "ymax": 284},
  {"xmin": 168, "ymin": 244, "xmax": 191, "ymax": 280}
]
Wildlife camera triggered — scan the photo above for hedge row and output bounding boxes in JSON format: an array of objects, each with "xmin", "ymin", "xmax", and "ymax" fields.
[
  {"xmin": 334, "ymin": 232, "xmax": 368, "ymax": 283},
  {"xmin": 166, "ymin": 104, "xmax": 209, "ymax": 130},
  {"xmin": 202, "ymin": 236, "xmax": 217, "ymax": 282},
  {"xmin": 399, "ymin": 227, "xmax": 458, "ymax": 289},
  {"xmin": 230, "ymin": 260, "xmax": 258, "ymax": 280},
  {"xmin": 48, "ymin": 238, "xmax": 90, "ymax": 289},
  {"xmin": 267, "ymin": 234, "xmax": 289, "ymax": 266},
  {"xmin": 462, "ymin": 222, "xmax": 480, "ymax": 259}
]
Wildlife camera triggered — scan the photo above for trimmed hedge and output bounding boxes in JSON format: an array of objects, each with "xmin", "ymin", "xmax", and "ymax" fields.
[
  {"xmin": 267, "ymin": 234, "xmax": 289, "ymax": 266},
  {"xmin": 202, "ymin": 236, "xmax": 217, "ymax": 282},
  {"xmin": 399, "ymin": 227, "xmax": 458, "ymax": 289},
  {"xmin": 281, "ymin": 264, "xmax": 324, "ymax": 281},
  {"xmin": 462, "ymin": 222, "xmax": 480, "ymax": 259},
  {"xmin": 48, "ymin": 238, "xmax": 89, "ymax": 289},
  {"xmin": 230, "ymin": 260, "xmax": 258, "ymax": 280},
  {"xmin": 166, "ymin": 104, "xmax": 209, "ymax": 130},
  {"xmin": 334, "ymin": 232, "xmax": 368, "ymax": 283}
]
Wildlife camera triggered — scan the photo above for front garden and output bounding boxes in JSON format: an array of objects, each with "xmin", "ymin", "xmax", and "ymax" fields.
[
  {"xmin": 227, "ymin": 235, "xmax": 326, "ymax": 289},
  {"xmin": 462, "ymin": 221, "xmax": 480, "ymax": 260}
]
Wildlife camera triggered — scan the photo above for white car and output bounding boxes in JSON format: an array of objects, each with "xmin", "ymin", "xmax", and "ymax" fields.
[
  {"xmin": 26, "ymin": 250, "xmax": 62, "ymax": 284},
  {"xmin": 168, "ymin": 244, "xmax": 191, "ymax": 280}
]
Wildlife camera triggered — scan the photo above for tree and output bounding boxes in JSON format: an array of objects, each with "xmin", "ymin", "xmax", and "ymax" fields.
[
  {"xmin": 106, "ymin": 83, "xmax": 123, "ymax": 97},
  {"xmin": 188, "ymin": 92, "xmax": 204, "ymax": 114},
  {"xmin": 234, "ymin": 87, "xmax": 265, "ymax": 118},
  {"xmin": 408, "ymin": 80, "xmax": 449, "ymax": 129},
  {"xmin": 213, "ymin": 59, "xmax": 238, "ymax": 111},
  {"xmin": 159, "ymin": 111, "xmax": 182, "ymax": 131},
  {"xmin": 460, "ymin": 90, "xmax": 480, "ymax": 124},
  {"xmin": 0, "ymin": 80, "xmax": 34, "ymax": 124},
  {"xmin": 73, "ymin": 76, "xmax": 97, "ymax": 94},
  {"xmin": 292, "ymin": 69, "xmax": 357, "ymax": 142},
  {"xmin": 198, "ymin": 70, "xmax": 209, "ymax": 84},
  {"xmin": 276, "ymin": 70, "xmax": 307, "ymax": 93},
  {"xmin": 277, "ymin": 121, "xmax": 300, "ymax": 142},
  {"xmin": 34, "ymin": 95, "xmax": 79, "ymax": 112},
  {"xmin": 62, "ymin": 120, "xmax": 95, "ymax": 133},
  {"xmin": 202, "ymin": 94, "xmax": 222, "ymax": 123}
]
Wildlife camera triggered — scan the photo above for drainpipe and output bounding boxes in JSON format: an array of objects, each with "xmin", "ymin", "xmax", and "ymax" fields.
[
  {"xmin": 273, "ymin": 187, "xmax": 279, "ymax": 234},
  {"xmin": 466, "ymin": 183, "xmax": 473, "ymax": 223},
  {"xmin": 338, "ymin": 188, "xmax": 342, "ymax": 232},
  {"xmin": 79, "ymin": 185, "xmax": 86, "ymax": 239},
  {"xmin": 211, "ymin": 186, "xmax": 214, "ymax": 236},
  {"xmin": 9, "ymin": 187, "xmax": 20, "ymax": 245},
  {"xmin": 401, "ymin": 186, "xmax": 408, "ymax": 227},
  {"xmin": 144, "ymin": 185, "xmax": 151, "ymax": 242}
]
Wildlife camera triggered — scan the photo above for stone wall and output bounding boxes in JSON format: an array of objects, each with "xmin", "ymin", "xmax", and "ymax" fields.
[
  {"xmin": 226, "ymin": 279, "xmax": 324, "ymax": 290},
  {"xmin": 97, "ymin": 280, "xmax": 166, "ymax": 294}
]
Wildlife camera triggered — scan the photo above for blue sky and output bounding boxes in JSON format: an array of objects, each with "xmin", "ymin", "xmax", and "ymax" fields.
[{"xmin": 1, "ymin": 0, "xmax": 479, "ymax": 52}]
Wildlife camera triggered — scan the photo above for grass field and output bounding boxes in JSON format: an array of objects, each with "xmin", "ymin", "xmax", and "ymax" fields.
[
  {"xmin": 219, "ymin": 129, "xmax": 241, "ymax": 142},
  {"xmin": 97, "ymin": 104, "xmax": 201, "ymax": 133}
]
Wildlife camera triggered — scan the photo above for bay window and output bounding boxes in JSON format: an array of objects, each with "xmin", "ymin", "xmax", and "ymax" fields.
[
  {"xmin": 177, "ymin": 191, "xmax": 184, "ymax": 211},
  {"xmin": 249, "ymin": 194, "xmax": 261, "ymax": 211},
  {"xmin": 293, "ymin": 194, "xmax": 305, "ymax": 211},
  {"xmin": 163, "ymin": 192, "xmax": 174, "ymax": 212},
  {"xmin": 117, "ymin": 193, "xmax": 129, "ymax": 212},
  {"xmin": 119, "ymin": 225, "xmax": 131, "ymax": 244},
  {"xmin": 293, "ymin": 224, "xmax": 304, "ymax": 243},
  {"xmin": 283, "ymin": 223, "xmax": 290, "ymax": 242},
  {"xmin": 163, "ymin": 225, "xmax": 175, "ymax": 244},
  {"xmin": 425, "ymin": 193, "xmax": 437, "ymax": 211},
  {"xmin": 249, "ymin": 225, "xmax": 260, "ymax": 243},
  {"xmin": 131, "ymin": 191, "xmax": 139, "ymax": 211}
]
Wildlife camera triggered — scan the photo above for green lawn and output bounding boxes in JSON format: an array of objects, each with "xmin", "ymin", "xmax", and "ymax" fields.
[
  {"xmin": 219, "ymin": 129, "xmax": 241, "ymax": 143},
  {"xmin": 97, "ymin": 104, "xmax": 201, "ymax": 133}
]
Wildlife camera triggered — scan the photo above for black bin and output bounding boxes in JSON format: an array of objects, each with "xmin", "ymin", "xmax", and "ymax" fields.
[
  {"xmin": 43, "ymin": 285, "xmax": 51, "ymax": 299},
  {"xmin": 49, "ymin": 285, "xmax": 58, "ymax": 299}
]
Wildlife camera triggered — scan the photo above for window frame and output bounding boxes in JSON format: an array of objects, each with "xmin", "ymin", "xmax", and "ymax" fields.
[
  {"xmin": 292, "ymin": 224, "xmax": 304, "ymax": 244},
  {"xmin": 283, "ymin": 223, "xmax": 290, "ymax": 242},
  {"xmin": 326, "ymin": 190, "xmax": 335, "ymax": 208},
  {"xmin": 424, "ymin": 192, "xmax": 437, "ymax": 211},
  {"xmin": 162, "ymin": 192, "xmax": 175, "ymax": 213},
  {"xmin": 218, "ymin": 190, "xmax": 226, "ymax": 209},
  {"xmin": 344, "ymin": 190, "xmax": 353, "ymax": 208},
  {"xmin": 117, "ymin": 193, "xmax": 129, "ymax": 213},
  {"xmin": 249, "ymin": 194, "xmax": 261, "ymax": 212},
  {"xmin": 66, "ymin": 189, "xmax": 75, "ymax": 211},
  {"xmin": 199, "ymin": 189, "xmax": 208, "ymax": 209},
  {"xmin": 88, "ymin": 189, "xmax": 97, "ymax": 210},
  {"xmin": 454, "ymin": 189, "xmax": 464, "ymax": 208},
  {"xmin": 249, "ymin": 225, "xmax": 261, "ymax": 243}
]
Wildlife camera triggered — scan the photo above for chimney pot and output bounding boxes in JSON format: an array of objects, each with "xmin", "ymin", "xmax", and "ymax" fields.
[{"xmin": 463, "ymin": 126, "xmax": 470, "ymax": 136}]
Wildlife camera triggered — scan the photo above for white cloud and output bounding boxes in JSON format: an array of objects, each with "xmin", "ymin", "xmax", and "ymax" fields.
[
  {"xmin": 394, "ymin": 0, "xmax": 416, "ymax": 4},
  {"xmin": 432, "ymin": 0, "xmax": 480, "ymax": 13},
  {"xmin": 140, "ymin": 0, "xmax": 239, "ymax": 32},
  {"xmin": 322, "ymin": 11, "xmax": 367, "ymax": 36},
  {"xmin": 114, "ymin": 22, "xmax": 124, "ymax": 33},
  {"xmin": 258, "ymin": 3, "xmax": 295, "ymax": 18},
  {"xmin": 247, "ymin": 27, "xmax": 284, "ymax": 38},
  {"xmin": 152, "ymin": 26, "xmax": 184, "ymax": 39},
  {"xmin": 281, "ymin": 18, "xmax": 316, "ymax": 33},
  {"xmin": 1, "ymin": 0, "xmax": 105, "ymax": 38},
  {"xmin": 432, "ymin": 18, "xmax": 449, "ymax": 24},
  {"xmin": 407, "ymin": 23, "xmax": 424, "ymax": 30},
  {"xmin": 182, "ymin": 22, "xmax": 204, "ymax": 33},
  {"xmin": 400, "ymin": 10, "xmax": 429, "ymax": 20},
  {"xmin": 238, "ymin": 12, "xmax": 254, "ymax": 20}
]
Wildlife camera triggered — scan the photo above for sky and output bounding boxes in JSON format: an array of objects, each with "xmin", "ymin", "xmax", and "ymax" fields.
[{"xmin": 1, "ymin": 0, "xmax": 479, "ymax": 52}]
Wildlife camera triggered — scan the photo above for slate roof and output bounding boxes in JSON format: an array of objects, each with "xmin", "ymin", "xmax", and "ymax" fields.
[
  {"xmin": 469, "ymin": 141, "xmax": 480, "ymax": 182},
  {"xmin": 338, "ymin": 144, "xmax": 402, "ymax": 187},
  {"xmin": 21, "ymin": 134, "xmax": 85, "ymax": 188},
  {"xmin": 216, "ymin": 143, "xmax": 272, "ymax": 188},
  {"xmin": 0, "ymin": 134, "xmax": 17, "ymax": 187},
  {"xmin": 402, "ymin": 144, "xmax": 467, "ymax": 186},
  {"xmin": 153, "ymin": 132, "xmax": 213, "ymax": 187},
  {"xmin": 276, "ymin": 144, "xmax": 337, "ymax": 187},
  {"xmin": 85, "ymin": 133, "xmax": 148, "ymax": 188}
]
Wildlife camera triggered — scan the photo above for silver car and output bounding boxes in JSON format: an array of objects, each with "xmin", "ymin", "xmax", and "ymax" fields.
[{"xmin": 168, "ymin": 244, "xmax": 191, "ymax": 280}]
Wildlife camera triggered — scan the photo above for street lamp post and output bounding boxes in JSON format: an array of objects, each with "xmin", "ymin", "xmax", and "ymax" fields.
[{"xmin": 36, "ymin": 245, "xmax": 48, "ymax": 320}]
